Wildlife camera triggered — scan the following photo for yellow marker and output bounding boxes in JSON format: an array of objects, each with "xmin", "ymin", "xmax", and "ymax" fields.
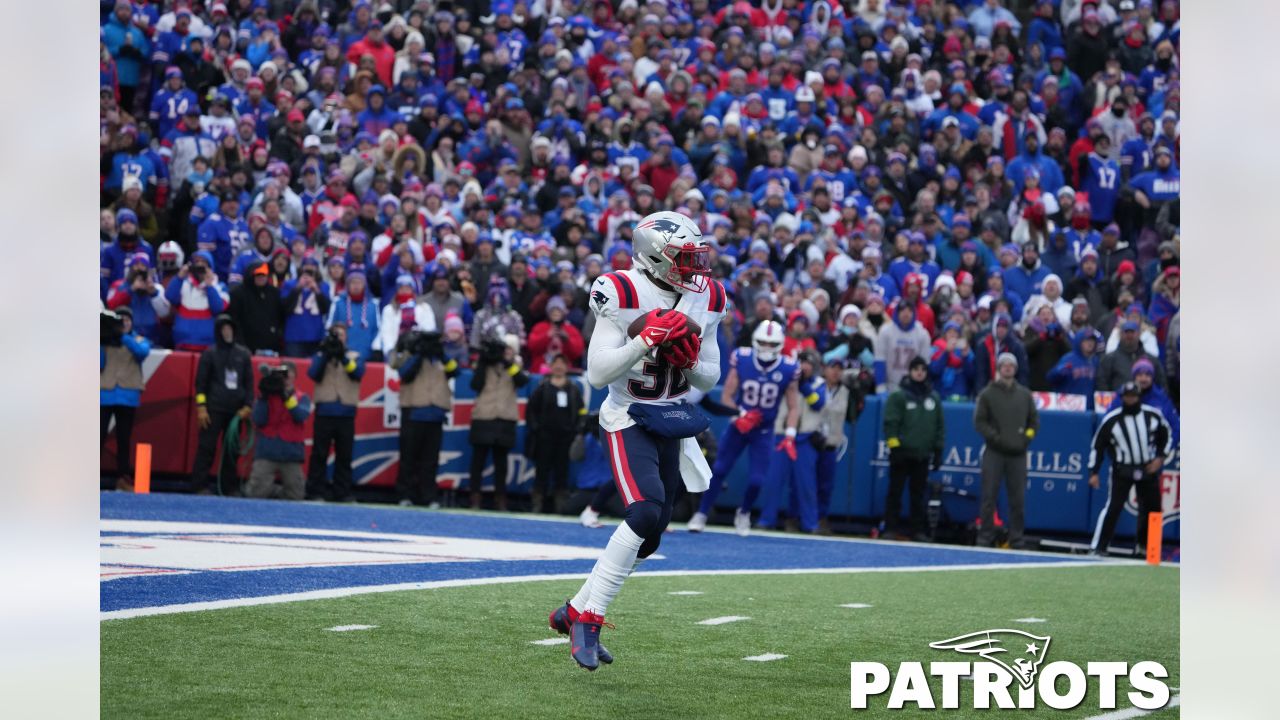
[
  {"xmin": 195, "ymin": 393, "xmax": 207, "ymax": 405},
  {"xmin": 134, "ymin": 443, "xmax": 152, "ymax": 495},
  {"xmin": 1146, "ymin": 512, "xmax": 1163, "ymax": 565},
  {"xmin": 507, "ymin": 364, "xmax": 520, "ymax": 377},
  {"xmin": 886, "ymin": 437, "xmax": 901, "ymax": 449}
]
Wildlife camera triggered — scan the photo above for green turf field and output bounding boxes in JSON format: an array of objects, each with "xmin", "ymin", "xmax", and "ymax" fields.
[{"xmin": 101, "ymin": 564, "xmax": 1178, "ymax": 719}]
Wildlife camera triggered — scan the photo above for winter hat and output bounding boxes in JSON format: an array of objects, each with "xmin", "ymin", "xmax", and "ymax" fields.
[
  {"xmin": 116, "ymin": 208, "xmax": 138, "ymax": 226},
  {"xmin": 933, "ymin": 274, "xmax": 956, "ymax": 294},
  {"xmin": 838, "ymin": 304, "xmax": 862, "ymax": 324},
  {"xmin": 1116, "ymin": 260, "xmax": 1137, "ymax": 277},
  {"xmin": 546, "ymin": 296, "xmax": 568, "ymax": 315},
  {"xmin": 942, "ymin": 321, "xmax": 963, "ymax": 335},
  {"xmin": 443, "ymin": 314, "xmax": 465, "ymax": 335},
  {"xmin": 1132, "ymin": 358, "xmax": 1156, "ymax": 377},
  {"xmin": 994, "ymin": 312, "xmax": 1013, "ymax": 328},
  {"xmin": 908, "ymin": 356, "xmax": 929, "ymax": 372},
  {"xmin": 996, "ymin": 352, "xmax": 1018, "ymax": 369}
]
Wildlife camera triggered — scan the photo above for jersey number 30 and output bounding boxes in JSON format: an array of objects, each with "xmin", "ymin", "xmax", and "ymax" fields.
[{"xmin": 628, "ymin": 358, "xmax": 690, "ymax": 400}]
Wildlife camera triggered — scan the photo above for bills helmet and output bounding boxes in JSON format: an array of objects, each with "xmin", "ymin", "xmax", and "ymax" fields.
[
  {"xmin": 752, "ymin": 320, "xmax": 785, "ymax": 363},
  {"xmin": 632, "ymin": 211, "xmax": 711, "ymax": 293}
]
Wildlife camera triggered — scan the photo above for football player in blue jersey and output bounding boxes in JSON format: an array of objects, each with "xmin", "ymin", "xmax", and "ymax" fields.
[{"xmin": 688, "ymin": 320, "xmax": 802, "ymax": 535}]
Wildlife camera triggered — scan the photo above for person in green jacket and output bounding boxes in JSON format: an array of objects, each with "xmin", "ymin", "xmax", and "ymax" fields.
[
  {"xmin": 882, "ymin": 356, "xmax": 946, "ymax": 541},
  {"xmin": 973, "ymin": 352, "xmax": 1040, "ymax": 548}
]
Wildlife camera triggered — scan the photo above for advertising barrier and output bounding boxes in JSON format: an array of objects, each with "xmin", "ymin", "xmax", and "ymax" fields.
[{"xmin": 102, "ymin": 351, "xmax": 1177, "ymax": 541}]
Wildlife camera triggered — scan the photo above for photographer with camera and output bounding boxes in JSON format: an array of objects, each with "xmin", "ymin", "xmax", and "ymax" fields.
[
  {"xmin": 246, "ymin": 362, "xmax": 313, "ymax": 500},
  {"xmin": 391, "ymin": 327, "xmax": 457, "ymax": 508},
  {"xmin": 165, "ymin": 249, "xmax": 230, "ymax": 352},
  {"xmin": 101, "ymin": 308, "xmax": 152, "ymax": 491},
  {"xmin": 191, "ymin": 314, "xmax": 254, "ymax": 495},
  {"xmin": 468, "ymin": 333, "xmax": 529, "ymax": 511},
  {"xmin": 105, "ymin": 252, "xmax": 171, "ymax": 345},
  {"xmin": 306, "ymin": 325, "xmax": 365, "ymax": 502}
]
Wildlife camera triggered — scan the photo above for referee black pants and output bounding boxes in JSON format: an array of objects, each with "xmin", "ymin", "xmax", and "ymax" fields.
[{"xmin": 1093, "ymin": 466, "xmax": 1162, "ymax": 554}]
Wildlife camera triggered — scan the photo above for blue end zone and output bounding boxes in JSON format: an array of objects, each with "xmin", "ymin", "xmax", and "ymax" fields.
[{"xmin": 101, "ymin": 493, "xmax": 1088, "ymax": 614}]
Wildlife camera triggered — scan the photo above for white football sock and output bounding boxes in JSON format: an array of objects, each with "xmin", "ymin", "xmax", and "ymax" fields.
[
  {"xmin": 570, "ymin": 554, "xmax": 648, "ymax": 613},
  {"xmin": 582, "ymin": 522, "xmax": 645, "ymax": 616}
]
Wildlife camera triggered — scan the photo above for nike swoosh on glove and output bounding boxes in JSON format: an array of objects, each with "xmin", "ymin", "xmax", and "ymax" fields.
[{"xmin": 636, "ymin": 309, "xmax": 691, "ymax": 348}]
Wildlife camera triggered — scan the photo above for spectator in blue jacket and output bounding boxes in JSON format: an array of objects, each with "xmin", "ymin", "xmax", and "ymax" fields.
[
  {"xmin": 282, "ymin": 257, "xmax": 331, "ymax": 357},
  {"xmin": 929, "ymin": 322, "xmax": 977, "ymax": 399},
  {"xmin": 164, "ymin": 250, "xmax": 230, "ymax": 351},
  {"xmin": 101, "ymin": 1, "xmax": 151, "ymax": 111},
  {"xmin": 1047, "ymin": 328, "xmax": 1103, "ymax": 404},
  {"xmin": 104, "ymin": 252, "xmax": 171, "ymax": 345},
  {"xmin": 100, "ymin": 208, "xmax": 155, "ymax": 300},
  {"xmin": 197, "ymin": 193, "xmax": 249, "ymax": 281},
  {"xmin": 1005, "ymin": 134, "xmax": 1065, "ymax": 195},
  {"xmin": 100, "ymin": 308, "xmax": 151, "ymax": 491},
  {"xmin": 325, "ymin": 270, "xmax": 379, "ymax": 360},
  {"xmin": 1132, "ymin": 358, "xmax": 1179, "ymax": 448},
  {"xmin": 1005, "ymin": 242, "xmax": 1053, "ymax": 304},
  {"xmin": 246, "ymin": 362, "xmax": 312, "ymax": 500}
]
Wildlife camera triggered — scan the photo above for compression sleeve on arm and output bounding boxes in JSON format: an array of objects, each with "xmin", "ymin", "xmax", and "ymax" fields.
[
  {"xmin": 683, "ymin": 317, "xmax": 722, "ymax": 392},
  {"xmin": 585, "ymin": 315, "xmax": 650, "ymax": 388}
]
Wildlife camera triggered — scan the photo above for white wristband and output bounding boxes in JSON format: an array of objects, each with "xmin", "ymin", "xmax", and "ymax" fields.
[{"xmin": 785, "ymin": 427, "xmax": 797, "ymax": 439}]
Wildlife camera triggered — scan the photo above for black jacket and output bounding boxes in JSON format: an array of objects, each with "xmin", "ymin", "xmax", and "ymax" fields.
[
  {"xmin": 230, "ymin": 281, "xmax": 285, "ymax": 353},
  {"xmin": 196, "ymin": 317, "xmax": 255, "ymax": 414},
  {"xmin": 526, "ymin": 376, "xmax": 584, "ymax": 438}
]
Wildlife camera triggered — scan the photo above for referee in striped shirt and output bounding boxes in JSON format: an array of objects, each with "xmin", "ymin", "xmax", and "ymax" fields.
[{"xmin": 1088, "ymin": 382, "xmax": 1174, "ymax": 556}]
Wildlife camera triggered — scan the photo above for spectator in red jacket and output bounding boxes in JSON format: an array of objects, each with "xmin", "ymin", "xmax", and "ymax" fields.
[
  {"xmin": 346, "ymin": 23, "xmax": 395, "ymax": 87},
  {"xmin": 527, "ymin": 296, "xmax": 585, "ymax": 372}
]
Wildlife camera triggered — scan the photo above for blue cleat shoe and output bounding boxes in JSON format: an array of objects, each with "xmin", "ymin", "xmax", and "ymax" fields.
[
  {"xmin": 549, "ymin": 601, "xmax": 613, "ymax": 664},
  {"xmin": 570, "ymin": 611, "xmax": 610, "ymax": 671}
]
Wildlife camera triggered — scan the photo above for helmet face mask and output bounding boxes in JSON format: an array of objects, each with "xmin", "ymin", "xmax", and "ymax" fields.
[
  {"xmin": 752, "ymin": 320, "xmax": 784, "ymax": 363},
  {"xmin": 633, "ymin": 211, "xmax": 711, "ymax": 294}
]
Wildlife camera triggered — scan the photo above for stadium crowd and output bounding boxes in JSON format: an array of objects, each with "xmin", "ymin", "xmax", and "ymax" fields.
[{"xmin": 100, "ymin": 0, "xmax": 1181, "ymax": 517}]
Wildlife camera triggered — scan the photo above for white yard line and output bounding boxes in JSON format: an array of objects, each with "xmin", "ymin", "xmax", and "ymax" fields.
[
  {"xmin": 327, "ymin": 625, "xmax": 376, "ymax": 632},
  {"xmin": 529, "ymin": 638, "xmax": 569, "ymax": 646},
  {"xmin": 668, "ymin": 591, "xmax": 704, "ymax": 596},
  {"xmin": 1081, "ymin": 694, "xmax": 1180, "ymax": 720},
  {"xmin": 101, "ymin": 560, "xmax": 1148, "ymax": 621},
  {"xmin": 743, "ymin": 653, "xmax": 787, "ymax": 662},
  {"xmin": 838, "ymin": 603, "xmax": 874, "ymax": 609},
  {"xmin": 697, "ymin": 616, "xmax": 751, "ymax": 625},
  {"xmin": 1013, "ymin": 617, "xmax": 1048, "ymax": 623}
]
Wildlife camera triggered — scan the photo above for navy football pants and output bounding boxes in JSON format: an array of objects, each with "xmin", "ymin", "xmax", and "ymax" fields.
[{"xmin": 604, "ymin": 424, "xmax": 683, "ymax": 558}]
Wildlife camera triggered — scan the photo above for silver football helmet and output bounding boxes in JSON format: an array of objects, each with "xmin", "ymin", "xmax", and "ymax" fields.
[
  {"xmin": 631, "ymin": 210, "xmax": 711, "ymax": 293},
  {"xmin": 752, "ymin": 320, "xmax": 785, "ymax": 363}
]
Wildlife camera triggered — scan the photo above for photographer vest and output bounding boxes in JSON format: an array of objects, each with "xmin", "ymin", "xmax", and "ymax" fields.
[
  {"xmin": 101, "ymin": 345, "xmax": 143, "ymax": 391},
  {"xmin": 312, "ymin": 353, "xmax": 362, "ymax": 407},
  {"xmin": 392, "ymin": 351, "xmax": 452, "ymax": 411},
  {"xmin": 472, "ymin": 364, "xmax": 519, "ymax": 422}
]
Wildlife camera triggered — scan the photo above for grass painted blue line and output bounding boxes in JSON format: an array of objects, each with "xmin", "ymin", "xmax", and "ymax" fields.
[{"xmin": 101, "ymin": 493, "xmax": 1085, "ymax": 613}]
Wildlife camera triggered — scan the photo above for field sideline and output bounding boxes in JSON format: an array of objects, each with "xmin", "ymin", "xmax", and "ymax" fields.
[{"xmin": 100, "ymin": 494, "xmax": 1179, "ymax": 718}]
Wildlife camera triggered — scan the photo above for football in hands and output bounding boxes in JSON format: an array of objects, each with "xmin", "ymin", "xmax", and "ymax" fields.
[{"xmin": 627, "ymin": 309, "xmax": 702, "ymax": 347}]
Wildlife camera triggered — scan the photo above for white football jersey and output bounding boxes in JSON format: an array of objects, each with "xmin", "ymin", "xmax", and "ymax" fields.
[{"xmin": 587, "ymin": 268, "xmax": 729, "ymax": 432}]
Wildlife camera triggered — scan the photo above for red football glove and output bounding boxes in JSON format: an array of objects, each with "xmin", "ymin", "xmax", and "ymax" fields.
[
  {"xmin": 636, "ymin": 309, "xmax": 690, "ymax": 348},
  {"xmin": 733, "ymin": 408, "xmax": 763, "ymax": 433},
  {"xmin": 660, "ymin": 332, "xmax": 700, "ymax": 369},
  {"xmin": 776, "ymin": 436, "xmax": 798, "ymax": 462}
]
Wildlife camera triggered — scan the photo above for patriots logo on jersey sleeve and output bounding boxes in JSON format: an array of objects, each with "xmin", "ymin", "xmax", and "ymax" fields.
[{"xmin": 591, "ymin": 289, "xmax": 609, "ymax": 309}]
